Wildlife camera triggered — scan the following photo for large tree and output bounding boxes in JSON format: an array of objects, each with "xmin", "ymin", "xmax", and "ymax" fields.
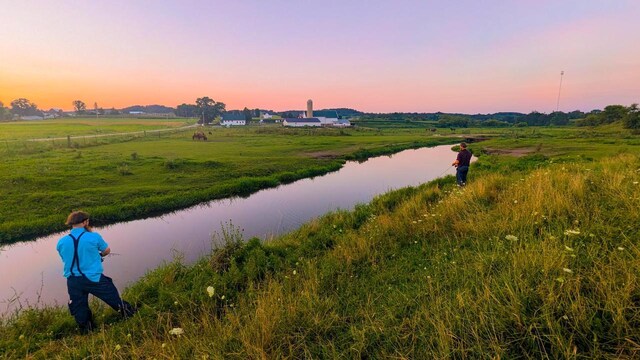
[
  {"xmin": 73, "ymin": 100, "xmax": 86, "ymax": 114},
  {"xmin": 10, "ymin": 98, "xmax": 40, "ymax": 117},
  {"xmin": 243, "ymin": 107, "xmax": 252, "ymax": 121},
  {"xmin": 549, "ymin": 111, "xmax": 569, "ymax": 126},
  {"xmin": 0, "ymin": 101, "xmax": 10, "ymax": 120},
  {"xmin": 623, "ymin": 103, "xmax": 640, "ymax": 129},
  {"xmin": 601, "ymin": 105, "xmax": 628, "ymax": 124},
  {"xmin": 176, "ymin": 103, "xmax": 198, "ymax": 117},
  {"xmin": 195, "ymin": 97, "xmax": 225, "ymax": 124}
]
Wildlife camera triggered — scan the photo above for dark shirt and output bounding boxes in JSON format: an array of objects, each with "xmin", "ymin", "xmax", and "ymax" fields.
[{"xmin": 457, "ymin": 149, "xmax": 472, "ymax": 167}]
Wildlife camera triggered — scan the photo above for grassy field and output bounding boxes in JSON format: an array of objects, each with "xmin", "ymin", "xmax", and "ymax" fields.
[
  {"xmin": 0, "ymin": 121, "xmax": 460, "ymax": 244},
  {"xmin": 0, "ymin": 117, "xmax": 196, "ymax": 141},
  {"xmin": 1, "ymin": 123, "xmax": 639, "ymax": 358}
]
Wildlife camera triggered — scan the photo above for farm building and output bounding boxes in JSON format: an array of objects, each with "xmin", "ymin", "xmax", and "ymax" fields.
[
  {"xmin": 221, "ymin": 111, "xmax": 246, "ymax": 126},
  {"xmin": 260, "ymin": 111, "xmax": 276, "ymax": 120},
  {"xmin": 334, "ymin": 119, "xmax": 351, "ymax": 127},
  {"xmin": 282, "ymin": 118, "xmax": 321, "ymax": 127},
  {"xmin": 311, "ymin": 110, "xmax": 339, "ymax": 126}
]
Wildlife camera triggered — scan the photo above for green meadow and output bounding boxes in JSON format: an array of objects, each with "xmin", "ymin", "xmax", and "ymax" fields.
[
  {"xmin": 1, "ymin": 122, "xmax": 639, "ymax": 358},
  {"xmin": 0, "ymin": 120, "xmax": 459, "ymax": 244},
  {"xmin": 0, "ymin": 117, "xmax": 196, "ymax": 141}
]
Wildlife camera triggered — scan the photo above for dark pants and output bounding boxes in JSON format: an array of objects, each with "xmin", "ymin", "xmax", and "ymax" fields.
[
  {"xmin": 67, "ymin": 274, "xmax": 135, "ymax": 332},
  {"xmin": 456, "ymin": 165, "xmax": 469, "ymax": 186}
]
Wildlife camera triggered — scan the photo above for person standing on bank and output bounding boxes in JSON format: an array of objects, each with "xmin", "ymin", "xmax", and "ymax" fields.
[
  {"xmin": 56, "ymin": 211, "xmax": 136, "ymax": 333},
  {"xmin": 452, "ymin": 142, "xmax": 472, "ymax": 186}
]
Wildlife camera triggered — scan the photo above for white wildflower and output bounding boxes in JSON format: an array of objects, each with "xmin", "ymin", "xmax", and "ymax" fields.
[
  {"xmin": 206, "ymin": 286, "xmax": 215, "ymax": 298},
  {"xmin": 169, "ymin": 328, "xmax": 184, "ymax": 336},
  {"xmin": 505, "ymin": 235, "xmax": 518, "ymax": 241},
  {"xmin": 563, "ymin": 268, "xmax": 572, "ymax": 273},
  {"xmin": 618, "ymin": 247, "xmax": 625, "ymax": 251}
]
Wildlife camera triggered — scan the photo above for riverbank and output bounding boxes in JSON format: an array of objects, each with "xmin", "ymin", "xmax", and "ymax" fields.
[
  {"xmin": 2, "ymin": 136, "xmax": 639, "ymax": 357},
  {"xmin": 0, "ymin": 126, "xmax": 459, "ymax": 244}
]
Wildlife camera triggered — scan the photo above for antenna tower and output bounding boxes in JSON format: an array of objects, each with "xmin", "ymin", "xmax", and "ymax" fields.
[{"xmin": 556, "ymin": 71, "xmax": 564, "ymax": 112}]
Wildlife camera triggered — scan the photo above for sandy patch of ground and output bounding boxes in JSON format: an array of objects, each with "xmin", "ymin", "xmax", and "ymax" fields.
[
  {"xmin": 483, "ymin": 147, "xmax": 538, "ymax": 157},
  {"xmin": 306, "ymin": 151, "xmax": 342, "ymax": 159}
]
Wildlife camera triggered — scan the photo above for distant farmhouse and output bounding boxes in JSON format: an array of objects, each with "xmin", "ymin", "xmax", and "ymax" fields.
[
  {"xmin": 260, "ymin": 111, "xmax": 275, "ymax": 120},
  {"xmin": 221, "ymin": 111, "xmax": 246, "ymax": 126},
  {"xmin": 259, "ymin": 111, "xmax": 281, "ymax": 123},
  {"xmin": 282, "ymin": 118, "xmax": 322, "ymax": 127}
]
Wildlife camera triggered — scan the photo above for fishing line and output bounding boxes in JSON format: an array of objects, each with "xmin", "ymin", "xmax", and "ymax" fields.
[{"xmin": 435, "ymin": 165, "xmax": 454, "ymax": 178}]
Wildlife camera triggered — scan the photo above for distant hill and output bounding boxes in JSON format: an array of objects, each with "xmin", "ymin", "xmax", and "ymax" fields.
[
  {"xmin": 325, "ymin": 108, "xmax": 364, "ymax": 117},
  {"xmin": 120, "ymin": 105, "xmax": 176, "ymax": 114}
]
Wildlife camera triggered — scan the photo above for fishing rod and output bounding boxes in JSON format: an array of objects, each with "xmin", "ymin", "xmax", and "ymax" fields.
[{"xmin": 435, "ymin": 165, "xmax": 454, "ymax": 178}]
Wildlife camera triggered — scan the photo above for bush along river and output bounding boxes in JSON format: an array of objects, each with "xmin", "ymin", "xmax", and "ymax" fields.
[{"xmin": 0, "ymin": 144, "xmax": 473, "ymax": 315}]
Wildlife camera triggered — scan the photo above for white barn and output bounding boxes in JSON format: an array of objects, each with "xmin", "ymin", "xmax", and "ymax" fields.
[
  {"xmin": 309, "ymin": 110, "xmax": 339, "ymax": 126},
  {"xmin": 221, "ymin": 111, "xmax": 247, "ymax": 127},
  {"xmin": 282, "ymin": 118, "xmax": 322, "ymax": 127}
]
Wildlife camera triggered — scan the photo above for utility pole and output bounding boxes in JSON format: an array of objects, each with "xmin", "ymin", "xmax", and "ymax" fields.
[{"xmin": 556, "ymin": 71, "xmax": 564, "ymax": 112}]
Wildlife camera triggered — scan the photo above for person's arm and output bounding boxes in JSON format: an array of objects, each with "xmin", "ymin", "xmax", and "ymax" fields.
[
  {"xmin": 100, "ymin": 247, "xmax": 111, "ymax": 257},
  {"xmin": 96, "ymin": 234, "xmax": 110, "ymax": 257},
  {"xmin": 452, "ymin": 152, "xmax": 461, "ymax": 166}
]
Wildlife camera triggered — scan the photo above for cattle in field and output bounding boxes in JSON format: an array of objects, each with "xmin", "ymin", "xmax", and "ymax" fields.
[{"xmin": 192, "ymin": 132, "xmax": 208, "ymax": 141}]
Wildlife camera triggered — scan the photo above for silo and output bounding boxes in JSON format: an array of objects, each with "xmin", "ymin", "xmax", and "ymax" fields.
[{"xmin": 307, "ymin": 99, "xmax": 313, "ymax": 118}]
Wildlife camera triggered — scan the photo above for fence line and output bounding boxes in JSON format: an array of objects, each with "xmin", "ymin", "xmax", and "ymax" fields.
[{"xmin": 1, "ymin": 124, "xmax": 200, "ymax": 153}]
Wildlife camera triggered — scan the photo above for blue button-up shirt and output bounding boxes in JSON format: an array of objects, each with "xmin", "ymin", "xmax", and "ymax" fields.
[{"xmin": 56, "ymin": 228, "xmax": 108, "ymax": 282}]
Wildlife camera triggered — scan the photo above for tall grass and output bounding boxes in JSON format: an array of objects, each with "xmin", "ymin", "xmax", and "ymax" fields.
[{"xmin": 2, "ymin": 152, "xmax": 639, "ymax": 358}]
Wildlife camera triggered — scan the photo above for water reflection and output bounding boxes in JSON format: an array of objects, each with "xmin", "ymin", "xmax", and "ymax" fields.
[{"xmin": 0, "ymin": 145, "xmax": 468, "ymax": 314}]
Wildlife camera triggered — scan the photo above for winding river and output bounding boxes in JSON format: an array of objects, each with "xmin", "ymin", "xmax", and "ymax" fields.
[{"xmin": 0, "ymin": 145, "xmax": 469, "ymax": 315}]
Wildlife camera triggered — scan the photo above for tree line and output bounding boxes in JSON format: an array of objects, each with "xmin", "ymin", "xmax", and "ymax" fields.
[
  {"xmin": 0, "ymin": 98, "xmax": 48, "ymax": 120},
  {"xmin": 3, "ymin": 98, "xmax": 638, "ymax": 129},
  {"xmin": 360, "ymin": 104, "xmax": 640, "ymax": 129}
]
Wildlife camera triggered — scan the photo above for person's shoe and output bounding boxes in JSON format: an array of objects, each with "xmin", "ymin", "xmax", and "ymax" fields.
[
  {"xmin": 119, "ymin": 302, "xmax": 138, "ymax": 318},
  {"xmin": 79, "ymin": 320, "xmax": 95, "ymax": 334}
]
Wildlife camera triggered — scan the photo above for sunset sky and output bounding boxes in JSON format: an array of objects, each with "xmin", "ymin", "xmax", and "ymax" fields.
[{"xmin": 1, "ymin": 0, "xmax": 639, "ymax": 113}]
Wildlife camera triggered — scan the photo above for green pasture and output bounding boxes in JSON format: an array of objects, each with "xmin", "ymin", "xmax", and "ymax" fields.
[
  {"xmin": 0, "ymin": 117, "xmax": 196, "ymax": 141},
  {"xmin": 2, "ymin": 122, "xmax": 640, "ymax": 358},
  {"xmin": 0, "ymin": 124, "xmax": 461, "ymax": 243}
]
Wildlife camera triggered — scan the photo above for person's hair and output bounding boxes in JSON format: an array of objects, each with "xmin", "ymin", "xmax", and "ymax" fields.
[
  {"xmin": 460, "ymin": 142, "xmax": 468, "ymax": 149},
  {"xmin": 65, "ymin": 211, "xmax": 90, "ymax": 229}
]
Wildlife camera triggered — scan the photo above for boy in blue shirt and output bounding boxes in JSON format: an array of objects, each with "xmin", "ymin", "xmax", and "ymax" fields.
[{"xmin": 56, "ymin": 211, "xmax": 136, "ymax": 333}]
